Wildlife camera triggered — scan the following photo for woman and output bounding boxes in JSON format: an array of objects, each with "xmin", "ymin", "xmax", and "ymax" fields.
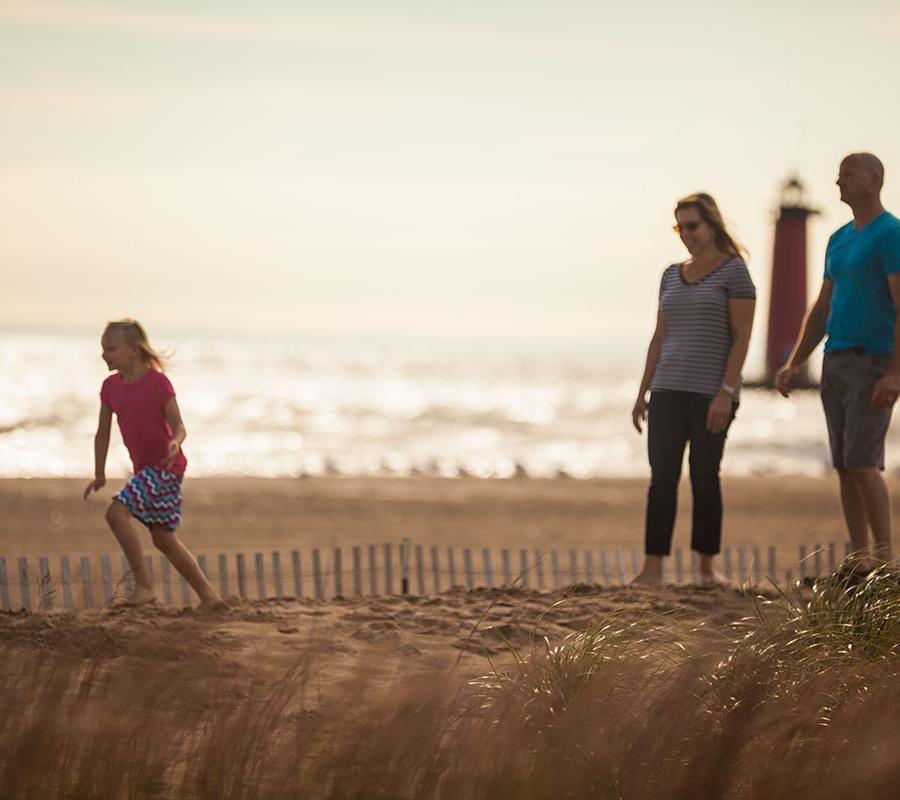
[{"xmin": 631, "ymin": 193, "xmax": 756, "ymax": 586}]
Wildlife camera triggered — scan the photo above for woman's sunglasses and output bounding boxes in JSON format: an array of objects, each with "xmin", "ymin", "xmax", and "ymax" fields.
[{"xmin": 673, "ymin": 221, "xmax": 704, "ymax": 235}]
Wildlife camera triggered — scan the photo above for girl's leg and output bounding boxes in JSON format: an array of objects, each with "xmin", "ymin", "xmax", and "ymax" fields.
[
  {"xmin": 150, "ymin": 526, "xmax": 226, "ymax": 609},
  {"xmin": 687, "ymin": 395, "xmax": 735, "ymax": 585},
  {"xmin": 634, "ymin": 392, "xmax": 690, "ymax": 585},
  {"xmin": 106, "ymin": 500, "xmax": 156, "ymax": 603}
]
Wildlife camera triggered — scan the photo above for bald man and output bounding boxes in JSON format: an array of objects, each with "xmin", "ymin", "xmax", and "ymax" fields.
[{"xmin": 776, "ymin": 153, "xmax": 900, "ymax": 574}]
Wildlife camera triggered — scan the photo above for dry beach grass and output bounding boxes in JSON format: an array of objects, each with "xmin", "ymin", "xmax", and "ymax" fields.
[{"xmin": 1, "ymin": 568, "xmax": 898, "ymax": 799}]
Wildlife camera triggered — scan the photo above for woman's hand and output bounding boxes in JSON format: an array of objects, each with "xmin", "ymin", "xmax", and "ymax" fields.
[
  {"xmin": 83, "ymin": 477, "xmax": 106, "ymax": 499},
  {"xmin": 632, "ymin": 394, "xmax": 649, "ymax": 434},
  {"xmin": 706, "ymin": 390, "xmax": 733, "ymax": 433}
]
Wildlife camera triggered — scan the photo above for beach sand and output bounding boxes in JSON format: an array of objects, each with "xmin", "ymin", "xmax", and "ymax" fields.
[{"xmin": 0, "ymin": 474, "xmax": 867, "ymax": 561}]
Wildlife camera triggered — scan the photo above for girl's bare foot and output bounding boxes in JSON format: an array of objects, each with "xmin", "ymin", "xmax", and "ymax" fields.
[
  {"xmin": 197, "ymin": 596, "xmax": 229, "ymax": 613},
  {"xmin": 115, "ymin": 586, "xmax": 157, "ymax": 607}
]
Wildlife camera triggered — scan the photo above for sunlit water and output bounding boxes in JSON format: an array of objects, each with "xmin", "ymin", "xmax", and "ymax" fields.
[{"xmin": 0, "ymin": 333, "xmax": 882, "ymax": 479}]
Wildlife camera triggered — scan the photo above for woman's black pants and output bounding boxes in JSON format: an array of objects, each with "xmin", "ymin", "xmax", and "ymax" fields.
[{"xmin": 645, "ymin": 390, "xmax": 737, "ymax": 556}]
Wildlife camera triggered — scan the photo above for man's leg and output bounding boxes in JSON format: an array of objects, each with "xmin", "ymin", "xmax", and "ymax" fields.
[
  {"xmin": 845, "ymin": 468, "xmax": 894, "ymax": 565},
  {"xmin": 836, "ymin": 469, "xmax": 873, "ymax": 566}
]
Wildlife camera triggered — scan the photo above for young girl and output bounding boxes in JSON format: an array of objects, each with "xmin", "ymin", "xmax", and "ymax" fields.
[{"xmin": 84, "ymin": 319, "xmax": 226, "ymax": 611}]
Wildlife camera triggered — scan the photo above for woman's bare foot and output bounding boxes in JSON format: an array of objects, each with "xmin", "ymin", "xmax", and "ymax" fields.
[
  {"xmin": 630, "ymin": 571, "xmax": 664, "ymax": 586},
  {"xmin": 630, "ymin": 555, "xmax": 664, "ymax": 586},
  {"xmin": 698, "ymin": 570, "xmax": 729, "ymax": 588}
]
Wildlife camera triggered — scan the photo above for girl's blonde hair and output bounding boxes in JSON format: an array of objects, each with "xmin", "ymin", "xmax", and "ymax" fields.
[
  {"xmin": 675, "ymin": 193, "xmax": 748, "ymax": 259},
  {"xmin": 104, "ymin": 319, "xmax": 167, "ymax": 371}
]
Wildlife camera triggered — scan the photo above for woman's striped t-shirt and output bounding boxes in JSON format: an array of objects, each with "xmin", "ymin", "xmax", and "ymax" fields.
[{"xmin": 650, "ymin": 257, "xmax": 756, "ymax": 398}]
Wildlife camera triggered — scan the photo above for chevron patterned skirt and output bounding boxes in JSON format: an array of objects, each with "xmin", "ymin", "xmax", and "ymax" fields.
[{"xmin": 115, "ymin": 466, "xmax": 184, "ymax": 531}]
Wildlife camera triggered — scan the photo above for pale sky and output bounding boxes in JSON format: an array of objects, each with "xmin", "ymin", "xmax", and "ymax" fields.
[{"xmin": 2, "ymin": 0, "xmax": 899, "ymax": 371}]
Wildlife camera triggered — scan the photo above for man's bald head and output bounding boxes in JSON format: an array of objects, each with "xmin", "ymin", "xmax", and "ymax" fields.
[{"xmin": 842, "ymin": 152, "xmax": 885, "ymax": 188}]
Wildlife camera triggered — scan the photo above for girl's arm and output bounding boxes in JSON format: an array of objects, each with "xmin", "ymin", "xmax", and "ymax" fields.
[
  {"xmin": 84, "ymin": 404, "xmax": 113, "ymax": 499},
  {"xmin": 632, "ymin": 305, "xmax": 666, "ymax": 433},
  {"xmin": 706, "ymin": 298, "xmax": 756, "ymax": 433},
  {"xmin": 163, "ymin": 397, "xmax": 187, "ymax": 467}
]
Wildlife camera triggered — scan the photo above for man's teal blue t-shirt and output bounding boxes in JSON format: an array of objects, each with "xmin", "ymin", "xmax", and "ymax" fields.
[{"xmin": 824, "ymin": 211, "xmax": 900, "ymax": 356}]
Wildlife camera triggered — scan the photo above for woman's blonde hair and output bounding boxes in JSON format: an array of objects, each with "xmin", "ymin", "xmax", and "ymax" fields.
[
  {"xmin": 104, "ymin": 319, "xmax": 168, "ymax": 371},
  {"xmin": 675, "ymin": 193, "xmax": 747, "ymax": 259}
]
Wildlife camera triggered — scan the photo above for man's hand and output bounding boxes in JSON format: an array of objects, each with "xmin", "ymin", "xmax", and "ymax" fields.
[
  {"xmin": 774, "ymin": 364, "xmax": 800, "ymax": 397},
  {"xmin": 83, "ymin": 477, "xmax": 106, "ymax": 499},
  {"xmin": 706, "ymin": 390, "xmax": 733, "ymax": 434},
  {"xmin": 872, "ymin": 372, "xmax": 900, "ymax": 409}
]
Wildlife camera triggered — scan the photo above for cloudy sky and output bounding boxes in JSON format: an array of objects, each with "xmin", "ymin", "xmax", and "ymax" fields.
[{"xmin": 2, "ymin": 0, "xmax": 899, "ymax": 368}]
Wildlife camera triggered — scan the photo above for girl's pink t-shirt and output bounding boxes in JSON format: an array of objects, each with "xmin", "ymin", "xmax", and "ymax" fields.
[{"xmin": 100, "ymin": 369, "xmax": 188, "ymax": 475}]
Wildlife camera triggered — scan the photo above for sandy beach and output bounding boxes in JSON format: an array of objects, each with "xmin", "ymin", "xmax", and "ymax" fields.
[{"xmin": 1, "ymin": 475, "xmax": 865, "ymax": 561}]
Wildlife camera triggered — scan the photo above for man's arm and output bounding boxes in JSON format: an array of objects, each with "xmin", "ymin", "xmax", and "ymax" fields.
[
  {"xmin": 774, "ymin": 279, "xmax": 833, "ymax": 397},
  {"xmin": 870, "ymin": 273, "xmax": 900, "ymax": 408}
]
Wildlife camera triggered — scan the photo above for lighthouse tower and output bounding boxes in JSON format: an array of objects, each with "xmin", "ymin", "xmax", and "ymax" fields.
[{"xmin": 765, "ymin": 177, "xmax": 818, "ymax": 386}]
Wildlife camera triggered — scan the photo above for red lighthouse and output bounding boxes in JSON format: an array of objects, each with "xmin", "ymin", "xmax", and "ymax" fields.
[{"xmin": 766, "ymin": 177, "xmax": 818, "ymax": 385}]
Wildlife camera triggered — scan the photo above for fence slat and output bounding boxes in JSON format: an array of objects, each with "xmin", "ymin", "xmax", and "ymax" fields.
[
  {"xmin": 219, "ymin": 554, "xmax": 229, "ymax": 598},
  {"xmin": 600, "ymin": 550, "xmax": 612, "ymax": 586},
  {"xmin": 368, "ymin": 545, "xmax": 377, "ymax": 595},
  {"xmin": 534, "ymin": 549, "xmax": 545, "ymax": 589},
  {"xmin": 799, "ymin": 545, "xmax": 808, "ymax": 580},
  {"xmin": 236, "ymin": 553, "xmax": 247, "ymax": 599},
  {"xmin": 482, "ymin": 548, "xmax": 493, "ymax": 589},
  {"xmin": 616, "ymin": 548, "xmax": 627, "ymax": 585},
  {"xmin": 519, "ymin": 549, "xmax": 529, "ymax": 589},
  {"xmin": 631, "ymin": 548, "xmax": 640, "ymax": 579},
  {"xmin": 569, "ymin": 549, "xmax": 579, "ymax": 584},
  {"xmin": 584, "ymin": 550, "xmax": 594, "ymax": 584},
  {"xmin": 121, "ymin": 555, "xmax": 134, "ymax": 596},
  {"xmin": 255, "ymin": 552, "xmax": 266, "ymax": 599},
  {"xmin": 430, "ymin": 546, "xmax": 441, "ymax": 593},
  {"xmin": 352, "ymin": 546, "xmax": 362, "ymax": 596},
  {"xmin": 312, "ymin": 549, "xmax": 324, "ymax": 599},
  {"xmin": 674, "ymin": 548, "xmax": 684, "ymax": 585},
  {"xmin": 80, "ymin": 557, "xmax": 93, "ymax": 608},
  {"xmin": 501, "ymin": 549, "xmax": 512, "ymax": 585},
  {"xmin": 19, "ymin": 558, "xmax": 31, "ymax": 611},
  {"xmin": 272, "ymin": 551, "xmax": 284, "ymax": 598},
  {"xmin": 738, "ymin": 546, "xmax": 748, "ymax": 585},
  {"xmin": 415, "ymin": 545, "xmax": 426, "ymax": 595},
  {"xmin": 723, "ymin": 547, "xmax": 733, "ymax": 581},
  {"xmin": 447, "ymin": 548, "xmax": 457, "ymax": 587},
  {"xmin": 39, "ymin": 557, "xmax": 52, "ymax": 611},
  {"xmin": 463, "ymin": 549, "xmax": 474, "ymax": 589},
  {"xmin": 400, "ymin": 540, "xmax": 410, "ymax": 595},
  {"xmin": 0, "ymin": 557, "xmax": 10, "ymax": 611},
  {"xmin": 551, "ymin": 548, "xmax": 561, "ymax": 588},
  {"xmin": 384, "ymin": 544, "xmax": 394, "ymax": 594},
  {"xmin": 292, "ymin": 550, "xmax": 303, "ymax": 598},
  {"xmin": 753, "ymin": 545, "xmax": 762, "ymax": 584},
  {"xmin": 100, "ymin": 556, "xmax": 113, "ymax": 604},
  {"xmin": 768, "ymin": 546, "xmax": 777, "ymax": 581},
  {"xmin": 813, "ymin": 543, "xmax": 822, "ymax": 577},
  {"xmin": 179, "ymin": 573, "xmax": 191, "ymax": 607},
  {"xmin": 162, "ymin": 559, "xmax": 173, "ymax": 605},
  {"xmin": 827, "ymin": 542, "xmax": 836, "ymax": 573},
  {"xmin": 60, "ymin": 557, "xmax": 72, "ymax": 610},
  {"xmin": 691, "ymin": 551, "xmax": 699, "ymax": 585},
  {"xmin": 334, "ymin": 547, "xmax": 343, "ymax": 597}
]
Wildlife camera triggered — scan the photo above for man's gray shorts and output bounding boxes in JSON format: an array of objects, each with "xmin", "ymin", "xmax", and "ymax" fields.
[{"xmin": 821, "ymin": 349, "xmax": 894, "ymax": 470}]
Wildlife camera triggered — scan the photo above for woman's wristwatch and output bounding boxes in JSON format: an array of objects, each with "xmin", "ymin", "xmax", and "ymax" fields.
[{"xmin": 721, "ymin": 382, "xmax": 737, "ymax": 396}]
